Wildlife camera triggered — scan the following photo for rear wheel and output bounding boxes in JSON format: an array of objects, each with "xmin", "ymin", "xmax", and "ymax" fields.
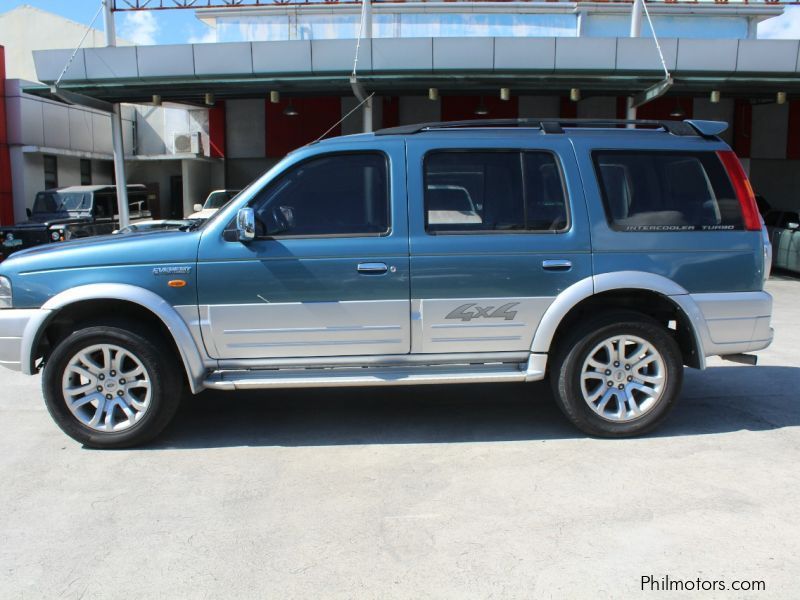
[
  {"xmin": 551, "ymin": 311, "xmax": 683, "ymax": 437},
  {"xmin": 42, "ymin": 323, "xmax": 182, "ymax": 448}
]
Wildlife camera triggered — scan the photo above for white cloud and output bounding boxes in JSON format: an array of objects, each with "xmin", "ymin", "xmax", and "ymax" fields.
[
  {"xmin": 759, "ymin": 7, "xmax": 800, "ymax": 39},
  {"xmin": 188, "ymin": 26, "xmax": 216, "ymax": 44},
  {"xmin": 118, "ymin": 11, "xmax": 159, "ymax": 46}
]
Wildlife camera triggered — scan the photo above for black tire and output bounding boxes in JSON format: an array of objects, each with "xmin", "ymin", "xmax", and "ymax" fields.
[
  {"xmin": 550, "ymin": 310, "xmax": 683, "ymax": 438},
  {"xmin": 42, "ymin": 321, "xmax": 183, "ymax": 448}
]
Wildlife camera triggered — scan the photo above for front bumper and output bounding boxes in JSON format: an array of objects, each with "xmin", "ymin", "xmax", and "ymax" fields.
[{"xmin": 0, "ymin": 309, "xmax": 49, "ymax": 372}]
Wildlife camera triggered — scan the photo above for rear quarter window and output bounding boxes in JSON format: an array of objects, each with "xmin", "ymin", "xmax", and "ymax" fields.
[{"xmin": 593, "ymin": 150, "xmax": 744, "ymax": 232}]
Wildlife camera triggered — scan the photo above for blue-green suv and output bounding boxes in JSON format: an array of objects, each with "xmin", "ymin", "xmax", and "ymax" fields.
[{"xmin": 0, "ymin": 119, "xmax": 774, "ymax": 447}]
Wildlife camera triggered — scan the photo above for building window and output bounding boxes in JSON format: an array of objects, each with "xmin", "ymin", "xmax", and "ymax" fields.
[
  {"xmin": 80, "ymin": 159, "xmax": 92, "ymax": 185},
  {"xmin": 43, "ymin": 155, "xmax": 58, "ymax": 190}
]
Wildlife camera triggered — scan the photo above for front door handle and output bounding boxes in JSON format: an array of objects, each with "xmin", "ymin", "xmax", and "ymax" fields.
[
  {"xmin": 542, "ymin": 259, "xmax": 572, "ymax": 271},
  {"xmin": 357, "ymin": 262, "xmax": 388, "ymax": 275}
]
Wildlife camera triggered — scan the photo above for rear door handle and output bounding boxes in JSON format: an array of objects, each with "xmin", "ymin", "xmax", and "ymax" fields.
[
  {"xmin": 542, "ymin": 259, "xmax": 572, "ymax": 271},
  {"xmin": 357, "ymin": 262, "xmax": 388, "ymax": 275}
]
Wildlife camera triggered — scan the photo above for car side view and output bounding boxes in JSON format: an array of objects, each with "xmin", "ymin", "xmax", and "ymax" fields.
[{"xmin": 0, "ymin": 118, "xmax": 773, "ymax": 448}]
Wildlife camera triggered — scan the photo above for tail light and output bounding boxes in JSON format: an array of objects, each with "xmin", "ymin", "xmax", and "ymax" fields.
[{"xmin": 717, "ymin": 150, "xmax": 761, "ymax": 231}]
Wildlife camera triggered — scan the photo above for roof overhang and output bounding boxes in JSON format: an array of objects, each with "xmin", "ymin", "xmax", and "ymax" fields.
[{"xmin": 29, "ymin": 37, "xmax": 800, "ymax": 105}]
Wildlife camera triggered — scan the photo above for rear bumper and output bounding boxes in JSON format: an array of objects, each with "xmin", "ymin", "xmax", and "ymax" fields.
[
  {"xmin": 690, "ymin": 291, "xmax": 773, "ymax": 358},
  {"xmin": 0, "ymin": 309, "xmax": 49, "ymax": 373}
]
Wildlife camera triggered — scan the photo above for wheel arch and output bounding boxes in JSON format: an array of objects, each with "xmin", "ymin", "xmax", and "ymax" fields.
[
  {"xmin": 531, "ymin": 272, "xmax": 707, "ymax": 370},
  {"xmin": 23, "ymin": 284, "xmax": 208, "ymax": 393}
]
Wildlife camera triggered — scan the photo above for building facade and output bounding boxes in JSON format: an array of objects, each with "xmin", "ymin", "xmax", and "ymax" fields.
[
  {"xmin": 9, "ymin": 0, "xmax": 800, "ymax": 223},
  {"xmin": 0, "ymin": 6, "xmax": 221, "ymax": 225}
]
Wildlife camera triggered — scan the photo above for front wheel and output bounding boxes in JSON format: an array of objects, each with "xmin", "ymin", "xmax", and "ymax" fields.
[
  {"xmin": 42, "ymin": 323, "xmax": 182, "ymax": 448},
  {"xmin": 551, "ymin": 312, "xmax": 683, "ymax": 437}
]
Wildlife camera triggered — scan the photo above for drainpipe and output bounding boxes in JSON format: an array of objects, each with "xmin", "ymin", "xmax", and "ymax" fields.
[
  {"xmin": 626, "ymin": 0, "xmax": 644, "ymax": 120},
  {"xmin": 103, "ymin": 0, "xmax": 130, "ymax": 227}
]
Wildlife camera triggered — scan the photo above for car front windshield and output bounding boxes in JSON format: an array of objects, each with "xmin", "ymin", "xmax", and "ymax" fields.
[{"xmin": 33, "ymin": 192, "xmax": 90, "ymax": 214}]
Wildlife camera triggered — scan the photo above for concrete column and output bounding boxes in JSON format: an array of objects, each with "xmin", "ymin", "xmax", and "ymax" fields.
[
  {"xmin": 103, "ymin": 0, "xmax": 130, "ymax": 226},
  {"xmin": 627, "ymin": 0, "xmax": 645, "ymax": 120},
  {"xmin": 363, "ymin": 96, "xmax": 374, "ymax": 133},
  {"xmin": 630, "ymin": 0, "xmax": 643, "ymax": 38},
  {"xmin": 362, "ymin": 0, "xmax": 373, "ymax": 133},
  {"xmin": 111, "ymin": 106, "xmax": 130, "ymax": 227},
  {"xmin": 102, "ymin": 0, "xmax": 116, "ymax": 47}
]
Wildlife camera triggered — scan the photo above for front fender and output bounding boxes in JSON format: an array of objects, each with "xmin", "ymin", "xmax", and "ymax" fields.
[{"xmin": 23, "ymin": 283, "xmax": 208, "ymax": 392}]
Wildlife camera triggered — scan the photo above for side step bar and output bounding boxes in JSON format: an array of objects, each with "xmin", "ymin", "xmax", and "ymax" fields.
[{"xmin": 204, "ymin": 362, "xmax": 530, "ymax": 391}]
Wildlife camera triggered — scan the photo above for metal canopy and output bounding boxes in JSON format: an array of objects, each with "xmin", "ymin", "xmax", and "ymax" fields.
[{"xmin": 25, "ymin": 73, "xmax": 800, "ymax": 107}]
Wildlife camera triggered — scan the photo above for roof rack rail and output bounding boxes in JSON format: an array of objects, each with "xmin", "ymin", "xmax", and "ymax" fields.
[{"xmin": 375, "ymin": 118, "xmax": 724, "ymax": 138}]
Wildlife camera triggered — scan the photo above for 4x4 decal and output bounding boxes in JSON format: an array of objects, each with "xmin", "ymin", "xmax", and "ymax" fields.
[{"xmin": 445, "ymin": 302, "xmax": 520, "ymax": 322}]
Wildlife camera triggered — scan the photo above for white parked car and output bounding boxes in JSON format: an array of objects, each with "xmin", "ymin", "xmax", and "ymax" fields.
[{"xmin": 189, "ymin": 190, "xmax": 240, "ymax": 220}]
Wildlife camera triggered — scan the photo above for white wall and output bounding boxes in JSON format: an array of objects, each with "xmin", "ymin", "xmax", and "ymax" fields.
[
  {"xmin": 518, "ymin": 96, "xmax": 560, "ymax": 118},
  {"xmin": 0, "ymin": 6, "xmax": 131, "ymax": 82},
  {"xmin": 399, "ymin": 96, "xmax": 440, "ymax": 125},
  {"xmin": 126, "ymin": 160, "xmax": 182, "ymax": 219},
  {"xmin": 181, "ymin": 160, "xmax": 213, "ymax": 216},
  {"xmin": 227, "ymin": 99, "xmax": 265, "ymax": 158},
  {"xmin": 751, "ymin": 102, "xmax": 789, "ymax": 160}
]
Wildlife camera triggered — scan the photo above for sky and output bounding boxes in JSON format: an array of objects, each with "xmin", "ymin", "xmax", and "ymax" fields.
[
  {"xmin": 2, "ymin": 0, "xmax": 800, "ymax": 43},
  {"xmin": 0, "ymin": 0, "xmax": 214, "ymax": 45}
]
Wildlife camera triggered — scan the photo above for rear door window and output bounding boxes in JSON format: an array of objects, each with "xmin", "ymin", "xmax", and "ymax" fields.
[
  {"xmin": 424, "ymin": 151, "xmax": 568, "ymax": 233},
  {"xmin": 593, "ymin": 151, "xmax": 744, "ymax": 232}
]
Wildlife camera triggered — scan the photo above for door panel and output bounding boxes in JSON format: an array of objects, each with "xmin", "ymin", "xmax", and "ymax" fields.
[
  {"xmin": 406, "ymin": 138, "xmax": 592, "ymax": 354},
  {"xmin": 196, "ymin": 141, "xmax": 410, "ymax": 360}
]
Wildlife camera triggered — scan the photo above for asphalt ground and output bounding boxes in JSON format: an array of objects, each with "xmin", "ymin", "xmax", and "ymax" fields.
[{"xmin": 1, "ymin": 275, "xmax": 798, "ymax": 599}]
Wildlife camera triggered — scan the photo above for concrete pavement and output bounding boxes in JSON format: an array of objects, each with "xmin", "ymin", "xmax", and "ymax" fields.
[{"xmin": 0, "ymin": 277, "xmax": 798, "ymax": 599}]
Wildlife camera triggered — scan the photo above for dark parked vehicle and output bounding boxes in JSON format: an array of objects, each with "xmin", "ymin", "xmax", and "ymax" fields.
[{"xmin": 0, "ymin": 185, "xmax": 149, "ymax": 259}]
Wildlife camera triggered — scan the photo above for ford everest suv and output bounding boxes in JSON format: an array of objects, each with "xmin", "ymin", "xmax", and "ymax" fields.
[{"xmin": 0, "ymin": 119, "xmax": 773, "ymax": 448}]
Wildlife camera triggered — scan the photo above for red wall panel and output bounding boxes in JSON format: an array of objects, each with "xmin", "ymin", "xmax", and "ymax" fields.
[
  {"xmin": 441, "ymin": 96, "xmax": 518, "ymax": 121},
  {"xmin": 0, "ymin": 46, "xmax": 14, "ymax": 226},
  {"xmin": 733, "ymin": 99, "xmax": 752, "ymax": 159},
  {"xmin": 560, "ymin": 96, "xmax": 577, "ymax": 119},
  {"xmin": 208, "ymin": 101, "xmax": 226, "ymax": 158},
  {"xmin": 382, "ymin": 96, "xmax": 399, "ymax": 129},
  {"xmin": 265, "ymin": 97, "xmax": 341, "ymax": 158}
]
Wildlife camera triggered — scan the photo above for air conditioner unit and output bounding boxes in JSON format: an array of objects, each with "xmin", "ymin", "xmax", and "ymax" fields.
[{"xmin": 173, "ymin": 132, "xmax": 201, "ymax": 154}]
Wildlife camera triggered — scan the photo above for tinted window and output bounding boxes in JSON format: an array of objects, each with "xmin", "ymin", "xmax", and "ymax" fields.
[
  {"xmin": 94, "ymin": 194, "xmax": 115, "ymax": 218},
  {"xmin": 80, "ymin": 159, "xmax": 92, "ymax": 185},
  {"xmin": 251, "ymin": 153, "xmax": 389, "ymax": 236},
  {"xmin": 424, "ymin": 151, "xmax": 567, "ymax": 233},
  {"xmin": 43, "ymin": 155, "xmax": 58, "ymax": 190},
  {"xmin": 524, "ymin": 153, "xmax": 569, "ymax": 231},
  {"xmin": 593, "ymin": 151, "xmax": 744, "ymax": 232}
]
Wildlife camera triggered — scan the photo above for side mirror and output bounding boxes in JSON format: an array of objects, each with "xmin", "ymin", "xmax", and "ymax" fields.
[
  {"xmin": 236, "ymin": 207, "xmax": 256, "ymax": 242},
  {"xmin": 193, "ymin": 204, "xmax": 202, "ymax": 212},
  {"xmin": 26, "ymin": 208, "xmax": 32, "ymax": 218},
  {"xmin": 265, "ymin": 205, "xmax": 295, "ymax": 236}
]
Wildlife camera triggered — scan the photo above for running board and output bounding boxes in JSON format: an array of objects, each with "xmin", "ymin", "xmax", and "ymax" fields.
[{"xmin": 203, "ymin": 362, "xmax": 532, "ymax": 391}]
